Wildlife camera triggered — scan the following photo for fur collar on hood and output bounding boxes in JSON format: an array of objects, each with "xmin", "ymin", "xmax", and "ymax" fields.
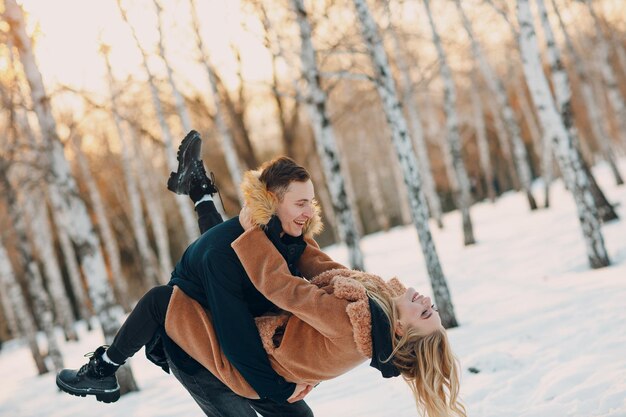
[{"xmin": 240, "ymin": 169, "xmax": 323, "ymax": 238}]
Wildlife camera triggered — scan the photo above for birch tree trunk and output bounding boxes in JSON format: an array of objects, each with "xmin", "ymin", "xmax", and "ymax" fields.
[
  {"xmin": 470, "ymin": 70, "xmax": 497, "ymax": 203},
  {"xmin": 0, "ymin": 172, "xmax": 64, "ymax": 370},
  {"xmin": 153, "ymin": 0, "xmax": 192, "ymax": 133},
  {"xmin": 454, "ymin": 0, "xmax": 536, "ymax": 209},
  {"xmin": 585, "ymin": 1, "xmax": 626, "ymax": 144},
  {"xmin": 214, "ymin": 58, "xmax": 259, "ymax": 169},
  {"xmin": 388, "ymin": 140, "xmax": 414, "ymax": 225},
  {"xmin": 255, "ymin": 1, "xmax": 299, "ymax": 159},
  {"xmin": 132, "ymin": 128, "xmax": 173, "ymax": 279},
  {"xmin": 536, "ymin": 0, "xmax": 618, "ymax": 221},
  {"xmin": 485, "ymin": 98, "xmax": 520, "ymax": 190},
  {"xmin": 516, "ymin": 0, "xmax": 609, "ymax": 269},
  {"xmin": 0, "ymin": 241, "xmax": 21, "ymax": 340},
  {"xmin": 514, "ymin": 75, "xmax": 543, "ymax": 160},
  {"xmin": 0, "ymin": 238, "xmax": 48, "ymax": 373},
  {"xmin": 291, "ymin": 0, "xmax": 365, "ymax": 270},
  {"xmin": 424, "ymin": 0, "xmax": 475, "ymax": 245},
  {"xmin": 609, "ymin": 28, "xmax": 626, "ymax": 80},
  {"xmin": 27, "ymin": 201, "xmax": 78, "ymax": 341},
  {"xmin": 102, "ymin": 45, "xmax": 161, "ymax": 288},
  {"xmin": 70, "ymin": 136, "xmax": 131, "ymax": 311},
  {"xmin": 117, "ymin": 0, "xmax": 199, "ymax": 243},
  {"xmin": 551, "ymin": 0, "xmax": 623, "ymax": 185},
  {"xmin": 13, "ymin": 108, "xmax": 80, "ymax": 339},
  {"xmin": 254, "ymin": 3, "xmax": 341, "ymax": 235},
  {"xmin": 360, "ymin": 131, "xmax": 390, "ymax": 231},
  {"xmin": 352, "ymin": 0, "xmax": 458, "ymax": 327},
  {"xmin": 5, "ymin": 0, "xmax": 138, "ymax": 391},
  {"xmin": 388, "ymin": 20, "xmax": 444, "ymax": 228},
  {"xmin": 50, "ymin": 205, "xmax": 94, "ymax": 321},
  {"xmin": 422, "ymin": 90, "xmax": 461, "ymax": 206},
  {"xmin": 189, "ymin": 0, "xmax": 245, "ymax": 203}
]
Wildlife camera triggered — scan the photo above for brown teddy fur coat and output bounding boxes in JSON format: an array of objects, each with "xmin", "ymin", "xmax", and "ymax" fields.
[{"xmin": 165, "ymin": 170, "xmax": 405, "ymax": 399}]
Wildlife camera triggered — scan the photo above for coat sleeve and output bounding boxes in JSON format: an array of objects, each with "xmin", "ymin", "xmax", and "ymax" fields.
[
  {"xmin": 297, "ymin": 237, "xmax": 348, "ymax": 280},
  {"xmin": 201, "ymin": 252, "xmax": 295, "ymax": 402},
  {"xmin": 231, "ymin": 228, "xmax": 352, "ymax": 339}
]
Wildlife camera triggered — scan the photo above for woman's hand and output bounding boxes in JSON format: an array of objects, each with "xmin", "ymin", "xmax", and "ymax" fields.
[
  {"xmin": 239, "ymin": 205, "xmax": 255, "ymax": 230},
  {"xmin": 287, "ymin": 383, "xmax": 314, "ymax": 403}
]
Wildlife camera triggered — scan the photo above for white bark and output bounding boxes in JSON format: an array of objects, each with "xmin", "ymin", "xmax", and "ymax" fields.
[
  {"xmin": 14, "ymin": 85, "xmax": 91, "ymax": 323},
  {"xmin": 5, "ymin": 0, "xmax": 138, "ymax": 390},
  {"xmin": 0, "ymin": 238, "xmax": 47, "ymax": 373},
  {"xmin": 536, "ymin": 0, "xmax": 618, "ymax": 221},
  {"xmin": 116, "ymin": 0, "xmax": 199, "ymax": 243},
  {"xmin": 516, "ymin": 0, "xmax": 609, "ymax": 268},
  {"xmin": 71, "ymin": 136, "xmax": 131, "ymax": 311},
  {"xmin": 514, "ymin": 65, "xmax": 554, "ymax": 207},
  {"xmin": 470, "ymin": 71, "xmax": 496, "ymax": 202},
  {"xmin": 13, "ymin": 108, "xmax": 79, "ymax": 339},
  {"xmin": 388, "ymin": 19, "xmax": 443, "ymax": 227},
  {"xmin": 455, "ymin": 0, "xmax": 536, "ymax": 209},
  {"xmin": 27, "ymin": 200, "xmax": 78, "ymax": 340},
  {"xmin": 514, "ymin": 75, "xmax": 543, "ymax": 159},
  {"xmin": 189, "ymin": 0, "xmax": 245, "ymax": 203},
  {"xmin": 102, "ymin": 47, "xmax": 161, "ymax": 288},
  {"xmin": 352, "ymin": 0, "xmax": 458, "ymax": 327},
  {"xmin": 50, "ymin": 204, "xmax": 94, "ymax": 320},
  {"xmin": 0, "ymin": 242, "xmax": 21, "ymax": 339},
  {"xmin": 551, "ymin": 0, "xmax": 623, "ymax": 185},
  {"xmin": 424, "ymin": 0, "xmax": 475, "ymax": 245},
  {"xmin": 1, "ymin": 173, "xmax": 64, "ymax": 370},
  {"xmin": 388, "ymin": 141, "xmax": 413, "ymax": 225},
  {"xmin": 292, "ymin": 0, "xmax": 365, "ymax": 270}
]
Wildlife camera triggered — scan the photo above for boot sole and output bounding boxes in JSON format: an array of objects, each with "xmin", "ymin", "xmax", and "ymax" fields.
[
  {"xmin": 167, "ymin": 130, "xmax": 201, "ymax": 195},
  {"xmin": 56, "ymin": 374, "xmax": 121, "ymax": 403}
]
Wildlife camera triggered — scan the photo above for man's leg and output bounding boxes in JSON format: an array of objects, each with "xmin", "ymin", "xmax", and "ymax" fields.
[
  {"xmin": 249, "ymin": 398, "xmax": 314, "ymax": 417},
  {"xmin": 56, "ymin": 285, "xmax": 173, "ymax": 402},
  {"xmin": 166, "ymin": 353, "xmax": 259, "ymax": 417},
  {"xmin": 166, "ymin": 130, "xmax": 223, "ymax": 234}
]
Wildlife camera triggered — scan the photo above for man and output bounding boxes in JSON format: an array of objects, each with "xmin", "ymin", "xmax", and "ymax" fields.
[{"xmin": 57, "ymin": 131, "xmax": 344, "ymax": 416}]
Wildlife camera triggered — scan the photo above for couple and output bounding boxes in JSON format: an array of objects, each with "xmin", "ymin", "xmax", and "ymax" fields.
[{"xmin": 56, "ymin": 131, "xmax": 466, "ymax": 417}]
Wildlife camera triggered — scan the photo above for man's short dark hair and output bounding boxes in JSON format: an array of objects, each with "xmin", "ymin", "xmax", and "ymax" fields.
[{"xmin": 259, "ymin": 156, "xmax": 310, "ymax": 201}]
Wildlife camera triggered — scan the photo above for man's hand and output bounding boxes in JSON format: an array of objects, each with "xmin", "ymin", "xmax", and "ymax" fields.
[
  {"xmin": 239, "ymin": 205, "xmax": 255, "ymax": 230},
  {"xmin": 287, "ymin": 383, "xmax": 314, "ymax": 403}
]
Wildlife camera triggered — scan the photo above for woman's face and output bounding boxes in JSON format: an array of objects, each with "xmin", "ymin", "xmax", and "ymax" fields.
[
  {"xmin": 275, "ymin": 179, "xmax": 315, "ymax": 237},
  {"xmin": 393, "ymin": 288, "xmax": 442, "ymax": 336}
]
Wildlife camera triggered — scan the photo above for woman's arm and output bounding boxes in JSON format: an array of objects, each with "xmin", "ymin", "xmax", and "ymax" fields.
[
  {"xmin": 231, "ymin": 228, "xmax": 351, "ymax": 339},
  {"xmin": 297, "ymin": 237, "xmax": 348, "ymax": 279}
]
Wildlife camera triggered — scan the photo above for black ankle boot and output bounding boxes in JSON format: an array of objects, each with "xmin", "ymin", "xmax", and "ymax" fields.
[{"xmin": 56, "ymin": 346, "xmax": 121, "ymax": 403}]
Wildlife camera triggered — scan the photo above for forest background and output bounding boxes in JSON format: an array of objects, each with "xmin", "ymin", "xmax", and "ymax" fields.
[{"xmin": 0, "ymin": 0, "xmax": 624, "ymax": 404}]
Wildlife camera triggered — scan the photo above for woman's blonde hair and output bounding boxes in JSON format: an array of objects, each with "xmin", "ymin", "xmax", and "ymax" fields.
[{"xmin": 354, "ymin": 276, "xmax": 466, "ymax": 417}]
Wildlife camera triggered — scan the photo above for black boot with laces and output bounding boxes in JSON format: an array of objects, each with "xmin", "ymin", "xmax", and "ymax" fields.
[
  {"xmin": 56, "ymin": 346, "xmax": 121, "ymax": 403},
  {"xmin": 167, "ymin": 130, "xmax": 219, "ymax": 200}
]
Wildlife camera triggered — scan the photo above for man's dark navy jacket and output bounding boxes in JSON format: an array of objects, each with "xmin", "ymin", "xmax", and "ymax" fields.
[{"xmin": 159, "ymin": 216, "xmax": 306, "ymax": 402}]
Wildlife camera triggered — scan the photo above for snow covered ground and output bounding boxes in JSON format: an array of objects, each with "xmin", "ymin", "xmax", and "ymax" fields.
[{"xmin": 1, "ymin": 160, "xmax": 625, "ymax": 417}]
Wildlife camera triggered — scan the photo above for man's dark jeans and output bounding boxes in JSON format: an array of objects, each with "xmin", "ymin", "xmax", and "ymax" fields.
[{"xmin": 167, "ymin": 353, "xmax": 314, "ymax": 417}]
